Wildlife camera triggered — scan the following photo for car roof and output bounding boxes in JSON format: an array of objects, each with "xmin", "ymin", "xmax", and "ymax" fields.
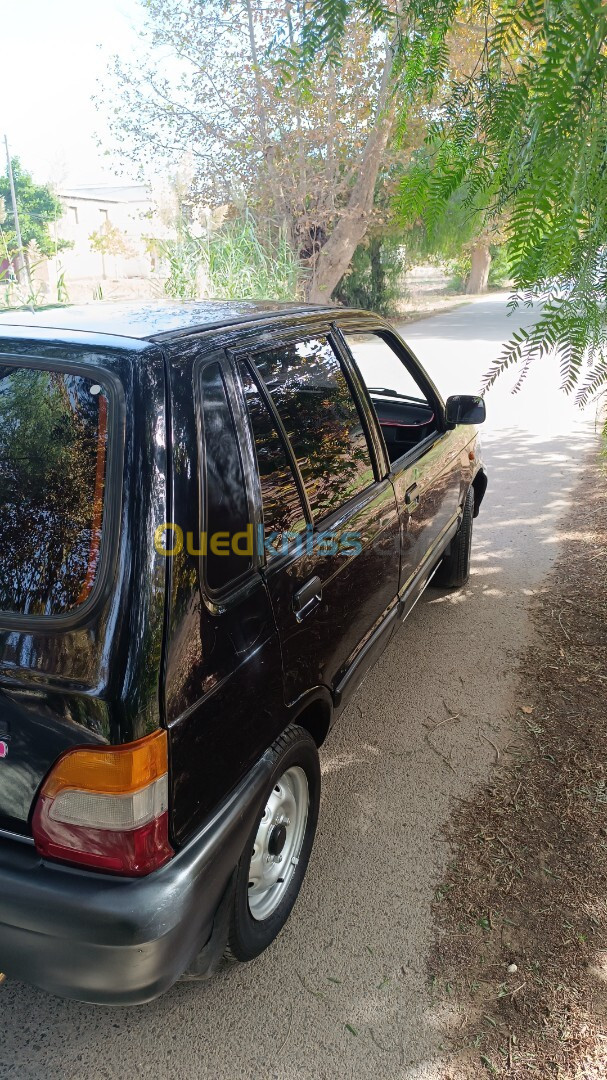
[{"xmin": 0, "ymin": 299, "xmax": 337, "ymax": 342}]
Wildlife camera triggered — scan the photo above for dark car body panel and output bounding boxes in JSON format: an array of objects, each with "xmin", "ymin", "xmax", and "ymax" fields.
[
  {"xmin": 0, "ymin": 332, "xmax": 168, "ymax": 837},
  {"xmin": 161, "ymin": 333, "xmax": 286, "ymax": 843},
  {"xmin": 0, "ymin": 301, "xmax": 486, "ymax": 1002}
]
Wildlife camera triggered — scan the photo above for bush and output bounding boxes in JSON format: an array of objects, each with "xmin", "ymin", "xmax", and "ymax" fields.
[
  {"xmin": 152, "ymin": 211, "xmax": 303, "ymax": 301},
  {"xmin": 334, "ymin": 235, "xmax": 407, "ymax": 314}
]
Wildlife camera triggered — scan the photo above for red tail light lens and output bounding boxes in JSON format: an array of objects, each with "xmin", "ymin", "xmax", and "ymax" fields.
[{"xmin": 31, "ymin": 730, "xmax": 174, "ymax": 876}]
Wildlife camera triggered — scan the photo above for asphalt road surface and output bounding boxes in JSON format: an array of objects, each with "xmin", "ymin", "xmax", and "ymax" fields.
[{"xmin": 1, "ymin": 295, "xmax": 599, "ymax": 1080}]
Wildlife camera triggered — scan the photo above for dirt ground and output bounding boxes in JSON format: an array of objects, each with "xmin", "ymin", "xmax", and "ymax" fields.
[
  {"xmin": 396, "ymin": 265, "xmax": 489, "ymax": 323},
  {"xmin": 430, "ymin": 448, "xmax": 607, "ymax": 1078}
]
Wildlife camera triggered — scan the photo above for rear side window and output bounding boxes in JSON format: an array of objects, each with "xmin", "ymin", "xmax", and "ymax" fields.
[
  {"xmin": 200, "ymin": 363, "xmax": 251, "ymax": 592},
  {"xmin": 251, "ymin": 337, "xmax": 374, "ymax": 521},
  {"xmin": 239, "ymin": 360, "xmax": 307, "ymax": 555},
  {"xmin": 0, "ymin": 365, "xmax": 109, "ymax": 616}
]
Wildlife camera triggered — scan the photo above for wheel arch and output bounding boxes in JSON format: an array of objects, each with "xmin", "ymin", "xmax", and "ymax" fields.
[
  {"xmin": 291, "ymin": 693, "xmax": 333, "ymax": 748},
  {"xmin": 472, "ymin": 467, "xmax": 487, "ymax": 518}
]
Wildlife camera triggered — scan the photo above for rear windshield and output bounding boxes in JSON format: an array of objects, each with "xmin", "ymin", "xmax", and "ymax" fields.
[{"xmin": 0, "ymin": 364, "xmax": 109, "ymax": 617}]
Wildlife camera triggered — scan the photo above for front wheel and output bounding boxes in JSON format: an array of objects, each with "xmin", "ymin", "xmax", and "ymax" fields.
[
  {"xmin": 225, "ymin": 724, "xmax": 320, "ymax": 963},
  {"xmin": 434, "ymin": 486, "xmax": 474, "ymax": 588}
]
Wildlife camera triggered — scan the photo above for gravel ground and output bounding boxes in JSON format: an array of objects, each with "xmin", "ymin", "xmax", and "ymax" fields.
[{"xmin": 0, "ymin": 296, "xmax": 599, "ymax": 1080}]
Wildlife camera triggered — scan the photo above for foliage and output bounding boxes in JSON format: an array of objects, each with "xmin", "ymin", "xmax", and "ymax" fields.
[
  {"xmin": 99, "ymin": 3, "xmax": 387, "ymax": 248},
  {"xmin": 56, "ymin": 269, "xmax": 70, "ymax": 305},
  {"xmin": 293, "ymin": 0, "xmax": 607, "ymax": 401},
  {"xmin": 0, "ymin": 159, "xmax": 69, "ymax": 260},
  {"xmin": 151, "ymin": 211, "xmax": 302, "ymax": 301},
  {"xmin": 89, "ymin": 221, "xmax": 135, "ymax": 258},
  {"xmin": 152, "ymin": 222, "xmax": 203, "ymax": 301},
  {"xmin": 98, "ymin": 1, "xmax": 423, "ymax": 301},
  {"xmin": 204, "ymin": 214, "xmax": 302, "ymax": 300},
  {"xmin": 334, "ymin": 233, "xmax": 407, "ymax": 313},
  {"xmin": 0, "ymin": 368, "xmax": 104, "ymax": 613},
  {"xmin": 487, "ymin": 245, "xmax": 512, "ymax": 290}
]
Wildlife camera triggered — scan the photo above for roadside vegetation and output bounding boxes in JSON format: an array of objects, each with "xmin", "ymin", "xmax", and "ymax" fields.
[
  {"xmin": 0, "ymin": 160, "xmax": 71, "ymax": 308},
  {"xmin": 95, "ymin": 2, "xmax": 506, "ymax": 312},
  {"xmin": 6, "ymin": 2, "xmax": 606, "ymax": 394}
]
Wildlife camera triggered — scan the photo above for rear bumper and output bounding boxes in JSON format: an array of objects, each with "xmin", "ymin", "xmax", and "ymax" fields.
[{"xmin": 0, "ymin": 752, "xmax": 273, "ymax": 1005}]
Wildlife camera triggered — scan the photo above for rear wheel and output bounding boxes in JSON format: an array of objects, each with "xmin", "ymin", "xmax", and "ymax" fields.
[
  {"xmin": 434, "ymin": 486, "xmax": 474, "ymax": 588},
  {"xmin": 225, "ymin": 724, "xmax": 320, "ymax": 963}
]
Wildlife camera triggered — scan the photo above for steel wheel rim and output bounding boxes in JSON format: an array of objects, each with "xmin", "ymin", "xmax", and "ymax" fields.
[{"xmin": 247, "ymin": 765, "xmax": 309, "ymax": 922}]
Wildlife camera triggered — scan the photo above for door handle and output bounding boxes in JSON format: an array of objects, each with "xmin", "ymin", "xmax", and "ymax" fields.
[
  {"xmin": 293, "ymin": 576, "xmax": 322, "ymax": 618},
  {"xmin": 405, "ymin": 483, "xmax": 419, "ymax": 509}
]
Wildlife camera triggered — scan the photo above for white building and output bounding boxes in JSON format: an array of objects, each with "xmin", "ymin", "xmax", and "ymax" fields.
[{"xmin": 56, "ymin": 183, "xmax": 154, "ymax": 282}]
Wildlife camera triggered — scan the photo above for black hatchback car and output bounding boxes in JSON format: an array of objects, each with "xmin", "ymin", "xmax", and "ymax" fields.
[{"xmin": 0, "ymin": 300, "xmax": 486, "ymax": 1004}]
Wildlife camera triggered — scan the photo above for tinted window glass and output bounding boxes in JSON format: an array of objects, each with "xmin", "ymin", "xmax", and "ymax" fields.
[
  {"xmin": 251, "ymin": 337, "xmax": 373, "ymax": 521},
  {"xmin": 239, "ymin": 360, "xmax": 307, "ymax": 555},
  {"xmin": 200, "ymin": 363, "xmax": 251, "ymax": 591},
  {"xmin": 0, "ymin": 365, "xmax": 109, "ymax": 616}
]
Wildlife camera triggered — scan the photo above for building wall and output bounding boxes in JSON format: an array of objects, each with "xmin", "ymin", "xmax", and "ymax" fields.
[{"xmin": 54, "ymin": 185, "xmax": 154, "ymax": 282}]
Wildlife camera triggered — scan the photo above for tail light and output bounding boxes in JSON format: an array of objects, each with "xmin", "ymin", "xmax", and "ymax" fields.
[{"xmin": 31, "ymin": 730, "xmax": 174, "ymax": 876}]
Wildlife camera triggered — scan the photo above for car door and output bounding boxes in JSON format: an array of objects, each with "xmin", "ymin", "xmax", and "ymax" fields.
[
  {"xmin": 162, "ymin": 344, "xmax": 286, "ymax": 844},
  {"xmin": 230, "ymin": 327, "xmax": 401, "ymax": 709},
  {"xmin": 337, "ymin": 323, "xmax": 465, "ymax": 600}
]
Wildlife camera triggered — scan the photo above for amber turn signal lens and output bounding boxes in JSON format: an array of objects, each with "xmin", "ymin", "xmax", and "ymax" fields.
[{"xmin": 41, "ymin": 728, "xmax": 168, "ymax": 798}]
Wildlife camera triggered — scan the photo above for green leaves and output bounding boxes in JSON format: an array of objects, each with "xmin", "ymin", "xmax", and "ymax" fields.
[
  {"xmin": 0, "ymin": 158, "xmax": 68, "ymax": 259},
  {"xmin": 409, "ymin": 0, "xmax": 607, "ymax": 400},
  {"xmin": 304, "ymin": 0, "xmax": 607, "ymax": 401}
]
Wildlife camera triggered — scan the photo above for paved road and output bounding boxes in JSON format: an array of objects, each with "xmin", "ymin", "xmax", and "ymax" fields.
[{"xmin": 1, "ymin": 296, "xmax": 598, "ymax": 1080}]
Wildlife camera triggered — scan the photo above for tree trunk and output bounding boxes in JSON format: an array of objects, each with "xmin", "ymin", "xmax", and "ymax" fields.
[
  {"xmin": 306, "ymin": 36, "xmax": 397, "ymax": 304},
  {"xmin": 466, "ymin": 242, "xmax": 491, "ymax": 293},
  {"xmin": 369, "ymin": 235, "xmax": 385, "ymax": 308}
]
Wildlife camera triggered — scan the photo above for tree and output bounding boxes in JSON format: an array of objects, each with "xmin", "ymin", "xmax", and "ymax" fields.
[
  {"xmin": 0, "ymin": 159, "xmax": 69, "ymax": 265},
  {"xmin": 400, "ymin": 153, "xmax": 507, "ymax": 294},
  {"xmin": 98, "ymin": 0, "xmax": 408, "ymax": 302},
  {"xmin": 89, "ymin": 220, "xmax": 136, "ymax": 280},
  {"xmin": 292, "ymin": 0, "xmax": 607, "ymax": 400}
]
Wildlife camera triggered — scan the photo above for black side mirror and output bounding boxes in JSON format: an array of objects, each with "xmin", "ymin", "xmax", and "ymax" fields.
[{"xmin": 445, "ymin": 394, "xmax": 486, "ymax": 426}]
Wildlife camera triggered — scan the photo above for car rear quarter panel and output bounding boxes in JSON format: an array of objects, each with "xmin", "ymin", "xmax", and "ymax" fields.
[{"xmin": 0, "ymin": 332, "xmax": 168, "ymax": 837}]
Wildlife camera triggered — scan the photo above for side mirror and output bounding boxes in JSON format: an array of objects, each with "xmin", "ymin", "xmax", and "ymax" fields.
[{"xmin": 445, "ymin": 394, "xmax": 486, "ymax": 426}]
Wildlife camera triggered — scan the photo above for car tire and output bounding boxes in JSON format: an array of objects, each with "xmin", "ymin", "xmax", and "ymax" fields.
[
  {"xmin": 224, "ymin": 724, "xmax": 321, "ymax": 963},
  {"xmin": 434, "ymin": 486, "xmax": 474, "ymax": 589}
]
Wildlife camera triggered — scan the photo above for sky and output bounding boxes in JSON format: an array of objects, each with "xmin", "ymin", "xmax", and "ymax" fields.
[{"xmin": 3, "ymin": 0, "xmax": 145, "ymax": 188}]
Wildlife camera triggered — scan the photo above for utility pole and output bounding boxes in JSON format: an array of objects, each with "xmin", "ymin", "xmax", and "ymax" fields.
[{"xmin": 3, "ymin": 134, "xmax": 33, "ymax": 295}]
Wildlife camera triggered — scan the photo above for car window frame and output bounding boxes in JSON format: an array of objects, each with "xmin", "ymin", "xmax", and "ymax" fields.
[
  {"xmin": 232, "ymin": 354, "xmax": 313, "ymax": 558},
  {"xmin": 227, "ymin": 326, "xmax": 383, "ymax": 563},
  {"xmin": 0, "ymin": 352, "xmax": 124, "ymax": 632},
  {"xmin": 333, "ymin": 318, "xmax": 447, "ymax": 477},
  {"xmin": 195, "ymin": 354, "xmax": 262, "ymax": 607}
]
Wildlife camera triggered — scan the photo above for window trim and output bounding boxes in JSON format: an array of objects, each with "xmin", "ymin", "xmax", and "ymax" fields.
[
  {"xmin": 195, "ymin": 356, "xmax": 258, "ymax": 606},
  {"xmin": 0, "ymin": 353, "xmax": 124, "ymax": 631},
  {"xmin": 233, "ymin": 330, "xmax": 380, "ymax": 534},
  {"xmin": 235, "ymin": 354, "xmax": 313, "ymax": 560},
  {"xmin": 334, "ymin": 322, "xmax": 447, "ymax": 476}
]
